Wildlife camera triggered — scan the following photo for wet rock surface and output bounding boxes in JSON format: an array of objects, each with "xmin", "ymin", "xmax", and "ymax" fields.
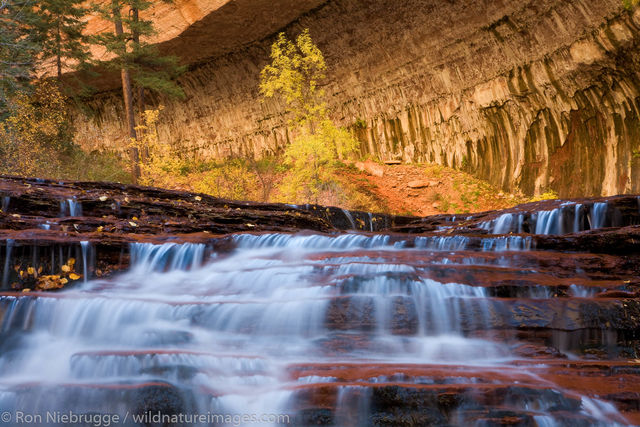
[{"xmin": 0, "ymin": 177, "xmax": 640, "ymax": 425}]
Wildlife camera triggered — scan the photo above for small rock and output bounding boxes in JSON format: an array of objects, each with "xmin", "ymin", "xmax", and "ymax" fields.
[
  {"xmin": 428, "ymin": 180, "xmax": 440, "ymax": 187},
  {"xmin": 432, "ymin": 202, "xmax": 440, "ymax": 209},
  {"xmin": 384, "ymin": 160, "xmax": 402, "ymax": 165},
  {"xmin": 407, "ymin": 180, "xmax": 430, "ymax": 189},
  {"xmin": 355, "ymin": 161, "xmax": 384, "ymax": 177}
]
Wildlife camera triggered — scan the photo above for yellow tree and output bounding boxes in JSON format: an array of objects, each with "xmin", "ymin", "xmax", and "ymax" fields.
[
  {"xmin": 260, "ymin": 29, "xmax": 327, "ymax": 130},
  {"xmin": 260, "ymin": 29, "xmax": 357, "ymax": 203},
  {"xmin": 0, "ymin": 81, "xmax": 71, "ymax": 177}
]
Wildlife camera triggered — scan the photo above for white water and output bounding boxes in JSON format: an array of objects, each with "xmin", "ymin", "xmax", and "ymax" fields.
[
  {"xmin": 60, "ymin": 198, "xmax": 82, "ymax": 217},
  {"xmin": 0, "ymin": 234, "xmax": 629, "ymax": 426},
  {"xmin": 341, "ymin": 208, "xmax": 357, "ymax": 230},
  {"xmin": 481, "ymin": 202, "xmax": 616, "ymax": 235},
  {"xmin": 1, "ymin": 239, "xmax": 13, "ymax": 288}
]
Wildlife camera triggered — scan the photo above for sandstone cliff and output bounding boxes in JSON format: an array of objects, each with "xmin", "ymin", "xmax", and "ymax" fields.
[{"xmin": 74, "ymin": 0, "xmax": 640, "ymax": 197}]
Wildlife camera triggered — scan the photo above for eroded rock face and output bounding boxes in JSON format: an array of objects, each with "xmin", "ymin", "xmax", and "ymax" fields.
[
  {"xmin": 81, "ymin": 0, "xmax": 327, "ymax": 81},
  {"xmin": 74, "ymin": 0, "xmax": 640, "ymax": 197}
]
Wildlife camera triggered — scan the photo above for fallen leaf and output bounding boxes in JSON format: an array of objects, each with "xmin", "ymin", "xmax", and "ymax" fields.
[
  {"xmin": 194, "ymin": 196, "xmax": 202, "ymax": 201},
  {"xmin": 99, "ymin": 196, "xmax": 108, "ymax": 202},
  {"xmin": 22, "ymin": 288, "xmax": 31, "ymax": 293},
  {"xmin": 129, "ymin": 221, "xmax": 138, "ymax": 227},
  {"xmin": 27, "ymin": 267, "xmax": 35, "ymax": 275},
  {"xmin": 37, "ymin": 275, "xmax": 65, "ymax": 290},
  {"xmin": 68, "ymin": 273, "xmax": 81, "ymax": 281},
  {"xmin": 67, "ymin": 258, "xmax": 76, "ymax": 266},
  {"xmin": 61, "ymin": 265, "xmax": 71, "ymax": 273}
]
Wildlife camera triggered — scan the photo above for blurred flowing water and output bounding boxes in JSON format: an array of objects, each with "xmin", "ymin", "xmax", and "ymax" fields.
[{"xmin": 0, "ymin": 231, "xmax": 631, "ymax": 426}]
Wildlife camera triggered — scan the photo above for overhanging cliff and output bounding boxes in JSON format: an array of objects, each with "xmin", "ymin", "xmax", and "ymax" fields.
[{"xmin": 75, "ymin": 0, "xmax": 640, "ymax": 197}]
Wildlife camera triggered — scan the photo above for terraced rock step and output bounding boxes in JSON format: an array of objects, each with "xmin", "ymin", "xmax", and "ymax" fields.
[{"xmin": 0, "ymin": 177, "xmax": 640, "ymax": 425}]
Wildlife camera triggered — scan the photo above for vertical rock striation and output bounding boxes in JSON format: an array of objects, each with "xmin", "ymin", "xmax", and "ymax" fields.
[{"xmin": 74, "ymin": 0, "xmax": 640, "ymax": 197}]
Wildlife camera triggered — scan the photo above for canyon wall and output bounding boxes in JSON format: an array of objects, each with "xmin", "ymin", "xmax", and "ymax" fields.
[{"xmin": 74, "ymin": 0, "xmax": 640, "ymax": 197}]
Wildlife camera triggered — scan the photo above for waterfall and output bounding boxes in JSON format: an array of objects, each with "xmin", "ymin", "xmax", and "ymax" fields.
[
  {"xmin": 80, "ymin": 241, "xmax": 91, "ymax": 283},
  {"xmin": 534, "ymin": 209, "xmax": 562, "ymax": 234},
  {"xmin": 481, "ymin": 236, "xmax": 532, "ymax": 251},
  {"xmin": 590, "ymin": 202, "xmax": 608, "ymax": 229},
  {"xmin": 60, "ymin": 198, "xmax": 82, "ymax": 217},
  {"xmin": 414, "ymin": 235, "xmax": 469, "ymax": 251},
  {"xmin": 341, "ymin": 208, "xmax": 357, "ymax": 230},
  {"xmin": 481, "ymin": 202, "xmax": 618, "ymax": 235},
  {"xmin": 0, "ymin": 234, "xmax": 630, "ymax": 426},
  {"xmin": 129, "ymin": 242, "xmax": 206, "ymax": 272},
  {"xmin": 492, "ymin": 213, "xmax": 515, "ymax": 234},
  {"xmin": 1, "ymin": 239, "xmax": 14, "ymax": 288}
]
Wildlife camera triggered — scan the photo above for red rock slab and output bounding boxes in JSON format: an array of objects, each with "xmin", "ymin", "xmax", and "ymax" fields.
[
  {"xmin": 308, "ymin": 248, "xmax": 640, "ymax": 283},
  {"xmin": 287, "ymin": 375, "xmax": 636, "ymax": 424},
  {"xmin": 289, "ymin": 381, "xmax": 586, "ymax": 403},
  {"xmin": 286, "ymin": 359, "xmax": 640, "ymax": 415},
  {"xmin": 287, "ymin": 362, "xmax": 542, "ymax": 385}
]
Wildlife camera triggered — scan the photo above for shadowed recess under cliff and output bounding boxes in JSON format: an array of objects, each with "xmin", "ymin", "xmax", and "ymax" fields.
[{"xmin": 74, "ymin": 0, "xmax": 640, "ymax": 197}]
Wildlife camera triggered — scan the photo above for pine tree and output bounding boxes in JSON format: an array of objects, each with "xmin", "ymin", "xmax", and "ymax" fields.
[
  {"xmin": 32, "ymin": 0, "xmax": 90, "ymax": 80},
  {"xmin": 92, "ymin": 0, "xmax": 185, "ymax": 183},
  {"xmin": 0, "ymin": 0, "xmax": 41, "ymax": 116}
]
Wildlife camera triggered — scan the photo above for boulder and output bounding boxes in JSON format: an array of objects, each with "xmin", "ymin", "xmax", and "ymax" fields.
[
  {"xmin": 355, "ymin": 161, "xmax": 385, "ymax": 177},
  {"xmin": 408, "ymin": 180, "xmax": 430, "ymax": 189}
]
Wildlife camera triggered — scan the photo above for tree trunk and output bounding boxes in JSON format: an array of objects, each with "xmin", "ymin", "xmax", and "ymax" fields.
[
  {"xmin": 56, "ymin": 20, "xmax": 62, "ymax": 79},
  {"xmin": 113, "ymin": 3, "xmax": 140, "ymax": 183},
  {"xmin": 131, "ymin": 7, "xmax": 148, "ymax": 163}
]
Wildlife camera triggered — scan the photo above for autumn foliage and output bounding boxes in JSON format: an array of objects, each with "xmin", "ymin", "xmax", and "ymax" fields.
[
  {"xmin": 0, "ymin": 80, "xmax": 130, "ymax": 182},
  {"xmin": 260, "ymin": 29, "xmax": 359, "ymax": 204}
]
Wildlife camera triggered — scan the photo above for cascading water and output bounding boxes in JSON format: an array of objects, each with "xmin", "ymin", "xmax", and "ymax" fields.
[
  {"xmin": 60, "ymin": 198, "xmax": 82, "ymax": 217},
  {"xmin": 481, "ymin": 201, "xmax": 621, "ymax": 235},
  {"xmin": 0, "ymin": 233, "xmax": 632, "ymax": 426},
  {"xmin": 1, "ymin": 239, "xmax": 13, "ymax": 288},
  {"xmin": 590, "ymin": 202, "xmax": 608, "ymax": 229},
  {"xmin": 341, "ymin": 209, "xmax": 357, "ymax": 230}
]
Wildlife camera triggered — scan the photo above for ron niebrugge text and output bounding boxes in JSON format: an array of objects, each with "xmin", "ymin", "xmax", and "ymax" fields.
[{"xmin": 3, "ymin": 411, "xmax": 291, "ymax": 426}]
